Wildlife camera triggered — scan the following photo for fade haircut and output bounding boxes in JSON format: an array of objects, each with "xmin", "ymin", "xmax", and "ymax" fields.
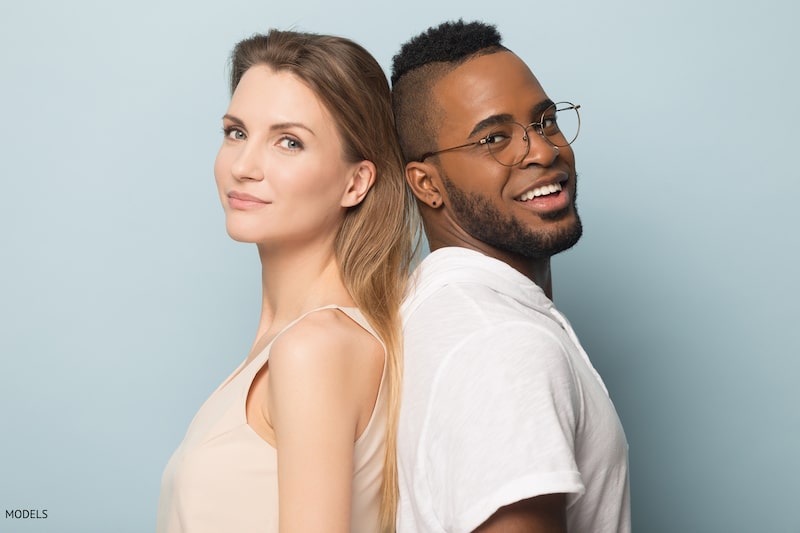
[{"xmin": 391, "ymin": 20, "xmax": 507, "ymax": 163}]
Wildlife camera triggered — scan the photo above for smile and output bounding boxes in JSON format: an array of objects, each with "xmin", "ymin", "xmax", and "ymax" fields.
[{"xmin": 516, "ymin": 182, "xmax": 562, "ymax": 201}]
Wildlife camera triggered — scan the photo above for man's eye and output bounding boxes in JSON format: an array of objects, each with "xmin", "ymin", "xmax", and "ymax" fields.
[
  {"xmin": 541, "ymin": 116, "xmax": 558, "ymax": 132},
  {"xmin": 485, "ymin": 132, "xmax": 510, "ymax": 145}
]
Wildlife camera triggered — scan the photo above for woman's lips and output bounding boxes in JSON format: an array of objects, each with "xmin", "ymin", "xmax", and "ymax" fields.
[{"xmin": 228, "ymin": 191, "xmax": 269, "ymax": 210}]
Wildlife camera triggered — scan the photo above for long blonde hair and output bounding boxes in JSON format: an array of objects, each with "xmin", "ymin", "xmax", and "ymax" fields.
[{"xmin": 229, "ymin": 29, "xmax": 415, "ymax": 531}]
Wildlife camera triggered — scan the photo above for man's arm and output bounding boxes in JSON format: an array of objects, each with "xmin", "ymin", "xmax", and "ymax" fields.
[
  {"xmin": 411, "ymin": 319, "xmax": 582, "ymax": 532},
  {"xmin": 473, "ymin": 494, "xmax": 567, "ymax": 533}
]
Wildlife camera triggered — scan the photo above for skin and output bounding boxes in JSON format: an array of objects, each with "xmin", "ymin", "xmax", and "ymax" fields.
[
  {"xmin": 474, "ymin": 494, "xmax": 567, "ymax": 533},
  {"xmin": 405, "ymin": 50, "xmax": 582, "ymax": 299},
  {"xmin": 404, "ymin": 51, "xmax": 580, "ymax": 531},
  {"xmin": 214, "ymin": 65, "xmax": 385, "ymax": 532}
]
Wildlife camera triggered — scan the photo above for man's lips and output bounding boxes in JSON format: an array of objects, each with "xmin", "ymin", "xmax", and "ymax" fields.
[
  {"xmin": 516, "ymin": 181, "xmax": 563, "ymax": 201},
  {"xmin": 228, "ymin": 191, "xmax": 269, "ymax": 209},
  {"xmin": 514, "ymin": 173, "xmax": 572, "ymax": 213},
  {"xmin": 514, "ymin": 172, "xmax": 570, "ymax": 202}
]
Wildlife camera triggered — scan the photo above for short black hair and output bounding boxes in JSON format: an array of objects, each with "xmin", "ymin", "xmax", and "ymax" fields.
[
  {"xmin": 391, "ymin": 20, "xmax": 507, "ymax": 162},
  {"xmin": 391, "ymin": 20, "xmax": 503, "ymax": 85}
]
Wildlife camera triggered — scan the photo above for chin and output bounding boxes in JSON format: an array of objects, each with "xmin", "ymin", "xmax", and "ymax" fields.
[
  {"xmin": 540, "ymin": 208, "xmax": 583, "ymax": 251},
  {"xmin": 225, "ymin": 222, "xmax": 267, "ymax": 244},
  {"xmin": 507, "ymin": 210, "xmax": 583, "ymax": 260}
]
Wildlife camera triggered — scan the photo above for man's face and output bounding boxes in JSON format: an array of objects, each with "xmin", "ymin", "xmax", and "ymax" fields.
[{"xmin": 429, "ymin": 51, "xmax": 582, "ymax": 260}]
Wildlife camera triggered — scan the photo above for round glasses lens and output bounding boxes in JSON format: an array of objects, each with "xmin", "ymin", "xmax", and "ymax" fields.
[
  {"xmin": 485, "ymin": 122, "xmax": 529, "ymax": 166},
  {"xmin": 543, "ymin": 102, "xmax": 581, "ymax": 147},
  {"xmin": 483, "ymin": 103, "xmax": 581, "ymax": 166}
]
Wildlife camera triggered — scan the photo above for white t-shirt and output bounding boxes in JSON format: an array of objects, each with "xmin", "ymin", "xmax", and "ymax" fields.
[{"xmin": 397, "ymin": 247, "xmax": 630, "ymax": 533}]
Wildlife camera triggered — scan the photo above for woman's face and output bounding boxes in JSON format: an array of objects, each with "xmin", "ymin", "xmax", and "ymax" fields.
[{"xmin": 214, "ymin": 65, "xmax": 367, "ymax": 249}]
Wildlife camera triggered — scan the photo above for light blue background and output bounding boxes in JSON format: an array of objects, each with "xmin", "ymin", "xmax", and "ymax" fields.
[{"xmin": 1, "ymin": 1, "xmax": 798, "ymax": 532}]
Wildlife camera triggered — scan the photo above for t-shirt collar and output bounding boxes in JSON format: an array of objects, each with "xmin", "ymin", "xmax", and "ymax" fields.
[{"xmin": 410, "ymin": 247, "xmax": 556, "ymax": 311}]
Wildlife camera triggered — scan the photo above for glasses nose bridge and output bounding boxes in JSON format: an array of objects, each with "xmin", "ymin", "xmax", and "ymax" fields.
[
  {"xmin": 524, "ymin": 121, "xmax": 547, "ymax": 140},
  {"xmin": 510, "ymin": 119, "xmax": 562, "ymax": 167},
  {"xmin": 517, "ymin": 121, "xmax": 550, "ymax": 160},
  {"xmin": 525, "ymin": 120, "xmax": 559, "ymax": 150}
]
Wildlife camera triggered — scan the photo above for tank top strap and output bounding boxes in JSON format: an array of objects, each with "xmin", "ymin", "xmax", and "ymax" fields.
[
  {"xmin": 278, "ymin": 304, "xmax": 340, "ymax": 335},
  {"xmin": 272, "ymin": 305, "xmax": 382, "ymax": 350},
  {"xmin": 217, "ymin": 305, "xmax": 372, "ymax": 391},
  {"xmin": 332, "ymin": 307, "xmax": 381, "ymax": 345}
]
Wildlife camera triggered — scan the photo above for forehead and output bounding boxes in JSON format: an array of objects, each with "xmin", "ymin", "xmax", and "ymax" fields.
[
  {"xmin": 229, "ymin": 65, "xmax": 333, "ymax": 127},
  {"xmin": 432, "ymin": 51, "xmax": 549, "ymax": 137}
]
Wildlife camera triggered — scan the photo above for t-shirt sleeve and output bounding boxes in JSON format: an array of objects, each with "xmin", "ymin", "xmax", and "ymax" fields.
[{"xmin": 420, "ymin": 320, "xmax": 585, "ymax": 533}]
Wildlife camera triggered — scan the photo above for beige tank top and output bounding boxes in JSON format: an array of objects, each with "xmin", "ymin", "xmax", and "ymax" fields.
[{"xmin": 156, "ymin": 306, "xmax": 387, "ymax": 532}]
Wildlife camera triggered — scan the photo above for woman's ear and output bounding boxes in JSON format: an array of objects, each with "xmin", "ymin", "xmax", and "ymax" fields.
[
  {"xmin": 405, "ymin": 161, "xmax": 443, "ymax": 209},
  {"xmin": 340, "ymin": 160, "xmax": 377, "ymax": 207}
]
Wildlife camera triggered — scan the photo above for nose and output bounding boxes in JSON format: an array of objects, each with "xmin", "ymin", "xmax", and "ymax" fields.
[
  {"xmin": 518, "ymin": 127, "xmax": 560, "ymax": 168},
  {"xmin": 229, "ymin": 141, "xmax": 264, "ymax": 182}
]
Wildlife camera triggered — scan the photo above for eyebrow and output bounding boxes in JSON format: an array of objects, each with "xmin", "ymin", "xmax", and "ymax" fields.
[
  {"xmin": 467, "ymin": 98, "xmax": 555, "ymax": 138},
  {"xmin": 221, "ymin": 114, "xmax": 316, "ymax": 136},
  {"xmin": 530, "ymin": 99, "xmax": 555, "ymax": 120},
  {"xmin": 468, "ymin": 113, "xmax": 515, "ymax": 138}
]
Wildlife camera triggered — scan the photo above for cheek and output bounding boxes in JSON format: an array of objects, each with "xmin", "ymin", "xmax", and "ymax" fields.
[
  {"xmin": 214, "ymin": 149, "xmax": 231, "ymax": 190},
  {"xmin": 560, "ymin": 145, "xmax": 577, "ymax": 168},
  {"xmin": 291, "ymin": 161, "xmax": 346, "ymax": 199},
  {"xmin": 448, "ymin": 160, "xmax": 508, "ymax": 194}
]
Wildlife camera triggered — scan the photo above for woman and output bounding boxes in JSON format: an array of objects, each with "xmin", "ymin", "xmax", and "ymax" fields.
[{"xmin": 157, "ymin": 29, "xmax": 414, "ymax": 533}]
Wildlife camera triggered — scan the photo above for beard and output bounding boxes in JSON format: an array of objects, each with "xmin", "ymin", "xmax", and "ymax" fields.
[{"xmin": 440, "ymin": 173, "xmax": 583, "ymax": 259}]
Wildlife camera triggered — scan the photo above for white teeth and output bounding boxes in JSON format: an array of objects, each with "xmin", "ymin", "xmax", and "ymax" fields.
[{"xmin": 518, "ymin": 182, "xmax": 562, "ymax": 201}]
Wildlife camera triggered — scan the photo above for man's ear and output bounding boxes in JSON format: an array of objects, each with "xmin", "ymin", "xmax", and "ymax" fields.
[
  {"xmin": 405, "ymin": 161, "xmax": 443, "ymax": 208},
  {"xmin": 340, "ymin": 160, "xmax": 377, "ymax": 207}
]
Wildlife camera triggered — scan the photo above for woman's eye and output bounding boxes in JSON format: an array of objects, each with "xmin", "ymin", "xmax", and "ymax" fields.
[
  {"xmin": 278, "ymin": 136, "xmax": 303, "ymax": 150},
  {"xmin": 223, "ymin": 127, "xmax": 246, "ymax": 140}
]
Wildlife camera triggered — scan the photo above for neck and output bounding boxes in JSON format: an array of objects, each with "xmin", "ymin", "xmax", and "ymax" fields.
[
  {"xmin": 424, "ymin": 217, "xmax": 554, "ymax": 299},
  {"xmin": 253, "ymin": 239, "xmax": 352, "ymax": 347},
  {"xmin": 526, "ymin": 257, "xmax": 553, "ymax": 300}
]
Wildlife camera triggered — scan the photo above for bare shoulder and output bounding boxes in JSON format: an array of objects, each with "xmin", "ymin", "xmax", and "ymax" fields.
[
  {"xmin": 270, "ymin": 308, "xmax": 384, "ymax": 369},
  {"xmin": 264, "ymin": 310, "xmax": 384, "ymax": 531},
  {"xmin": 267, "ymin": 309, "xmax": 384, "ymax": 427}
]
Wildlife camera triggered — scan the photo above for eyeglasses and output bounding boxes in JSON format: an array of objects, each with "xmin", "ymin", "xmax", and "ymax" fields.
[{"xmin": 418, "ymin": 101, "xmax": 581, "ymax": 167}]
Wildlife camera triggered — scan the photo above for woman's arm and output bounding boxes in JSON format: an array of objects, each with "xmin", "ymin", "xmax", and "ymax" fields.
[{"xmin": 266, "ymin": 309, "xmax": 384, "ymax": 533}]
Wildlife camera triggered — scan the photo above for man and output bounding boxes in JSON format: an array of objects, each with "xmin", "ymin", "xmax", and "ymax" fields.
[{"xmin": 391, "ymin": 20, "xmax": 630, "ymax": 532}]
